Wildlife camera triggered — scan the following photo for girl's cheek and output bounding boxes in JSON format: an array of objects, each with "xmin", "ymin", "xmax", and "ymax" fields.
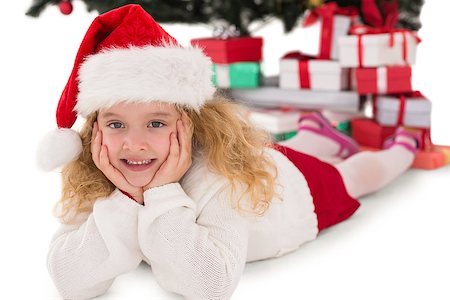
[
  {"xmin": 157, "ymin": 135, "xmax": 172, "ymax": 159},
  {"xmin": 101, "ymin": 132, "xmax": 116, "ymax": 148}
]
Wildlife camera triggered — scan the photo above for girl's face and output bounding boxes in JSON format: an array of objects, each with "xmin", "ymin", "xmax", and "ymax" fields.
[{"xmin": 97, "ymin": 101, "xmax": 181, "ymax": 187}]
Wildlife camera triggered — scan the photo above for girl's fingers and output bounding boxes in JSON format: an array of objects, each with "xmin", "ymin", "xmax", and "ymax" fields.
[
  {"xmin": 176, "ymin": 119, "xmax": 183, "ymax": 147},
  {"xmin": 91, "ymin": 122, "xmax": 97, "ymax": 152},
  {"xmin": 92, "ymin": 122, "xmax": 98, "ymax": 140},
  {"xmin": 98, "ymin": 144, "xmax": 109, "ymax": 169},
  {"xmin": 170, "ymin": 131, "xmax": 180, "ymax": 159},
  {"xmin": 99, "ymin": 145, "xmax": 130, "ymax": 192},
  {"xmin": 91, "ymin": 126, "xmax": 102, "ymax": 167},
  {"xmin": 99, "ymin": 145, "xmax": 121, "ymax": 182},
  {"xmin": 176, "ymin": 118, "xmax": 186, "ymax": 151},
  {"xmin": 178, "ymin": 114, "xmax": 193, "ymax": 163}
]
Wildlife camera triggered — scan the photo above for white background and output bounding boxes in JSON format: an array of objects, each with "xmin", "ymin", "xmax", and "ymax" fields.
[{"xmin": 1, "ymin": 1, "xmax": 449, "ymax": 299}]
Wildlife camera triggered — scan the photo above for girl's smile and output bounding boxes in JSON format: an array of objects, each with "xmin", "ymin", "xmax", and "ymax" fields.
[{"xmin": 121, "ymin": 158, "xmax": 155, "ymax": 172}]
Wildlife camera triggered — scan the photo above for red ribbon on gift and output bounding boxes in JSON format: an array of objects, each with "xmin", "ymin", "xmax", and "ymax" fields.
[
  {"xmin": 361, "ymin": 0, "xmax": 383, "ymax": 28},
  {"xmin": 360, "ymin": 0, "xmax": 399, "ymax": 28},
  {"xmin": 298, "ymin": 61, "xmax": 311, "ymax": 88},
  {"xmin": 349, "ymin": 25, "xmax": 421, "ymax": 67},
  {"xmin": 303, "ymin": 3, "xmax": 358, "ymax": 60},
  {"xmin": 396, "ymin": 94, "xmax": 407, "ymax": 125},
  {"xmin": 396, "ymin": 91, "xmax": 425, "ymax": 126},
  {"xmin": 282, "ymin": 51, "xmax": 314, "ymax": 89}
]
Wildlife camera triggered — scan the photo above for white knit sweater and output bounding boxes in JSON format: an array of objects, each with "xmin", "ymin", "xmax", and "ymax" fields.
[{"xmin": 47, "ymin": 148, "xmax": 318, "ymax": 299}]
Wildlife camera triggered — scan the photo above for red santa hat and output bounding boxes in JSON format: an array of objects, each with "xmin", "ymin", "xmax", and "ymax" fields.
[{"xmin": 37, "ymin": 4, "xmax": 215, "ymax": 171}]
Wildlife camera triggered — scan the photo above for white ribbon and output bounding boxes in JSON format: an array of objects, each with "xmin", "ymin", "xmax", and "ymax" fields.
[
  {"xmin": 377, "ymin": 67, "xmax": 387, "ymax": 94},
  {"xmin": 216, "ymin": 65, "xmax": 230, "ymax": 88}
]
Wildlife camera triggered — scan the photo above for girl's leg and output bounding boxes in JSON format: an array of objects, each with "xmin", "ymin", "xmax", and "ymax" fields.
[
  {"xmin": 279, "ymin": 121, "xmax": 340, "ymax": 162},
  {"xmin": 278, "ymin": 112, "xmax": 358, "ymax": 164},
  {"xmin": 335, "ymin": 132, "xmax": 418, "ymax": 198}
]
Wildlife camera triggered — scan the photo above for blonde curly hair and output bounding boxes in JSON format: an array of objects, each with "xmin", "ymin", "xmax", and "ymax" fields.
[{"xmin": 55, "ymin": 96, "xmax": 278, "ymax": 224}]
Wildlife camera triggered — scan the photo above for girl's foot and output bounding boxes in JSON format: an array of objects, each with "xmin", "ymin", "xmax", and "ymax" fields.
[
  {"xmin": 298, "ymin": 112, "xmax": 359, "ymax": 159},
  {"xmin": 383, "ymin": 127, "xmax": 422, "ymax": 154}
]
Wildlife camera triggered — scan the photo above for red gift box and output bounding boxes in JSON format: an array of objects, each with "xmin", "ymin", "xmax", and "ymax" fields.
[
  {"xmin": 352, "ymin": 117, "xmax": 432, "ymax": 150},
  {"xmin": 358, "ymin": 145, "xmax": 450, "ymax": 170},
  {"xmin": 191, "ymin": 37, "xmax": 263, "ymax": 64},
  {"xmin": 351, "ymin": 118, "xmax": 396, "ymax": 148},
  {"xmin": 412, "ymin": 145, "xmax": 450, "ymax": 170},
  {"xmin": 354, "ymin": 66, "xmax": 412, "ymax": 95}
]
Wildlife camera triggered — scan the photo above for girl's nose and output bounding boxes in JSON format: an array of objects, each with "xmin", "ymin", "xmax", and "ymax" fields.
[{"xmin": 123, "ymin": 130, "xmax": 149, "ymax": 151}]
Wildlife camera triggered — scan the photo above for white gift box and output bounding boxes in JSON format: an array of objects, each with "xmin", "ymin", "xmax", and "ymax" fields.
[
  {"xmin": 279, "ymin": 58, "xmax": 349, "ymax": 91},
  {"xmin": 229, "ymin": 87, "xmax": 362, "ymax": 113},
  {"xmin": 298, "ymin": 15, "xmax": 352, "ymax": 60},
  {"xmin": 249, "ymin": 109, "xmax": 301, "ymax": 134},
  {"xmin": 338, "ymin": 31, "xmax": 419, "ymax": 67},
  {"xmin": 375, "ymin": 95, "xmax": 431, "ymax": 128}
]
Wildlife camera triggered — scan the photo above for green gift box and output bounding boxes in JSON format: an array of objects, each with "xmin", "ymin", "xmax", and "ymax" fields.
[
  {"xmin": 212, "ymin": 62, "xmax": 260, "ymax": 88},
  {"xmin": 273, "ymin": 131, "xmax": 297, "ymax": 142},
  {"xmin": 336, "ymin": 120, "xmax": 351, "ymax": 136}
]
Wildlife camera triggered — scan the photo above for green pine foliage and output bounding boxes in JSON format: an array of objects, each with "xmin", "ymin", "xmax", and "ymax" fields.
[
  {"xmin": 26, "ymin": 0, "xmax": 308, "ymax": 36},
  {"xmin": 26, "ymin": 0, "xmax": 423, "ymax": 35},
  {"xmin": 397, "ymin": 0, "xmax": 424, "ymax": 31}
]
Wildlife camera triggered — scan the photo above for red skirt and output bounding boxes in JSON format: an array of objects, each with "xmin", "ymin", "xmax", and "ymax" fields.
[{"xmin": 275, "ymin": 145, "xmax": 360, "ymax": 231}]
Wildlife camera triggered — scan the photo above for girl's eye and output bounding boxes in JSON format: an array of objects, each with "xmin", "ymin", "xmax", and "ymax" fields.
[
  {"xmin": 108, "ymin": 122, "xmax": 124, "ymax": 129},
  {"xmin": 148, "ymin": 121, "xmax": 164, "ymax": 128}
]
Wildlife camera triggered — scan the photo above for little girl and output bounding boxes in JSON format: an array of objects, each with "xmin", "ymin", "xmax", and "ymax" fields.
[{"xmin": 38, "ymin": 4, "xmax": 421, "ymax": 300}]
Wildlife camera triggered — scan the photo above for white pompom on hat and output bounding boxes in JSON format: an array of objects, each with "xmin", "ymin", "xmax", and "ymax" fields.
[
  {"xmin": 36, "ymin": 4, "xmax": 215, "ymax": 171},
  {"xmin": 36, "ymin": 128, "xmax": 83, "ymax": 171}
]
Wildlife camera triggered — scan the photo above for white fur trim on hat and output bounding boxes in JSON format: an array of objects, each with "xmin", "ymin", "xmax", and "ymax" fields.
[
  {"xmin": 75, "ymin": 45, "xmax": 215, "ymax": 116},
  {"xmin": 36, "ymin": 128, "xmax": 83, "ymax": 171}
]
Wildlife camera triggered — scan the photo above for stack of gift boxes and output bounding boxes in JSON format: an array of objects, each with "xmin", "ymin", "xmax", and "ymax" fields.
[
  {"xmin": 279, "ymin": 3, "xmax": 356, "ymax": 92},
  {"xmin": 190, "ymin": 2, "xmax": 449, "ymax": 169},
  {"xmin": 338, "ymin": 22, "xmax": 450, "ymax": 169},
  {"xmin": 277, "ymin": 3, "xmax": 359, "ymax": 139},
  {"xmin": 277, "ymin": 2, "xmax": 449, "ymax": 169},
  {"xmin": 191, "ymin": 37, "xmax": 263, "ymax": 89},
  {"xmin": 191, "ymin": 36, "xmax": 303, "ymax": 141}
]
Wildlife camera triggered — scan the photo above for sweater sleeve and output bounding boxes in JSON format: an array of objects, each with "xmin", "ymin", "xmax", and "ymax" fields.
[
  {"xmin": 47, "ymin": 189, "xmax": 143, "ymax": 300},
  {"xmin": 138, "ymin": 183, "xmax": 249, "ymax": 300}
]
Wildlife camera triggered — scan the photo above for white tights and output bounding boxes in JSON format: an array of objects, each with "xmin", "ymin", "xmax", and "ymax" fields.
[{"xmin": 279, "ymin": 130, "xmax": 415, "ymax": 199}]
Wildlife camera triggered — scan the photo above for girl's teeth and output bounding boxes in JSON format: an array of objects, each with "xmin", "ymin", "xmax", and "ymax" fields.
[{"xmin": 126, "ymin": 159, "xmax": 151, "ymax": 165}]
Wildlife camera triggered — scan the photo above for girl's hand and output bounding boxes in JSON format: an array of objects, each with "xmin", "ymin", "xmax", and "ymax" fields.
[
  {"xmin": 91, "ymin": 122, "xmax": 144, "ymax": 204},
  {"xmin": 144, "ymin": 112, "xmax": 193, "ymax": 190}
]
